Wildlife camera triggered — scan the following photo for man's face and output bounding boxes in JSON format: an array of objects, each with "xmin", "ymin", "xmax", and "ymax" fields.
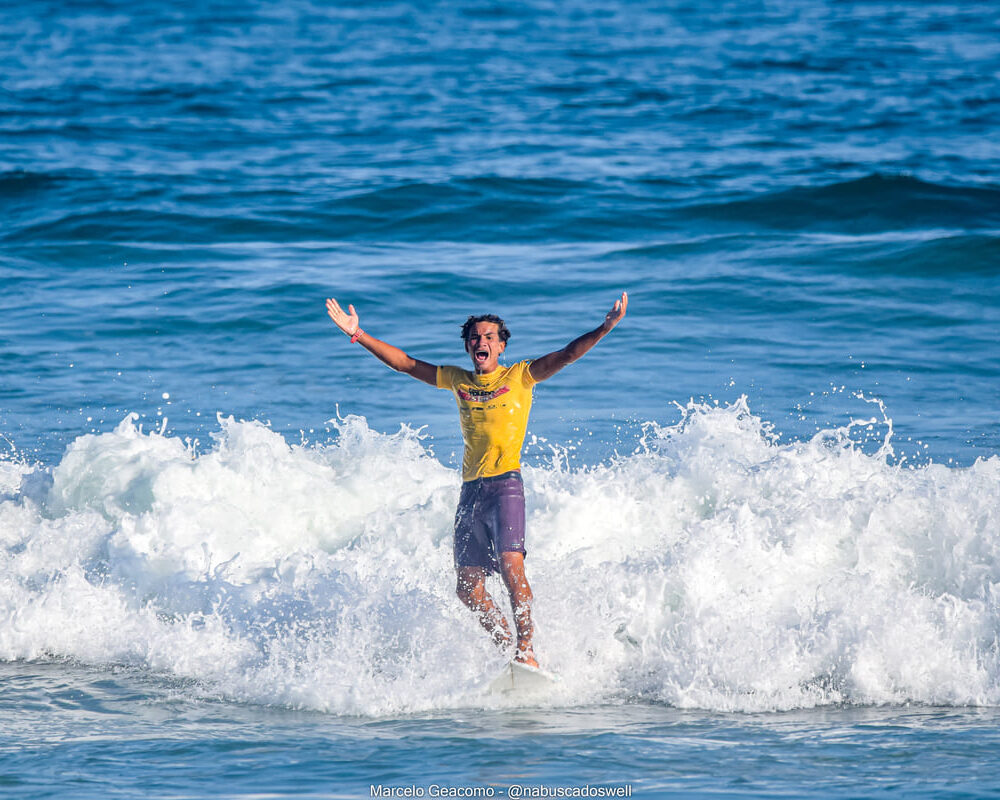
[{"xmin": 466, "ymin": 321, "xmax": 506, "ymax": 374}]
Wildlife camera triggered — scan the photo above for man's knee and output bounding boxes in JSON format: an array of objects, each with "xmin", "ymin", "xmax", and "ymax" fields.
[
  {"xmin": 456, "ymin": 568, "xmax": 486, "ymax": 607},
  {"xmin": 499, "ymin": 552, "xmax": 530, "ymax": 588},
  {"xmin": 455, "ymin": 579, "xmax": 474, "ymax": 606}
]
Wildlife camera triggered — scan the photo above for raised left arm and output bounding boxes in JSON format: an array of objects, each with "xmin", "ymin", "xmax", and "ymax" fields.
[{"xmin": 528, "ymin": 291, "xmax": 628, "ymax": 383}]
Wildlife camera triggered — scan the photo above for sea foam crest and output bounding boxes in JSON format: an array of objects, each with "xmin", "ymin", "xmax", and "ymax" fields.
[
  {"xmin": 0, "ymin": 401, "xmax": 998, "ymax": 714},
  {"xmin": 533, "ymin": 397, "xmax": 1000, "ymax": 711}
]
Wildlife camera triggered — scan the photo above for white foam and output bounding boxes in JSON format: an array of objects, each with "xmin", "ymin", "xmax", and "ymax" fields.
[{"xmin": 1, "ymin": 400, "xmax": 998, "ymax": 714}]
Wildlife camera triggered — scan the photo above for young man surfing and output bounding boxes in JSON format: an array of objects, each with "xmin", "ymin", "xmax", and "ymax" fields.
[{"xmin": 325, "ymin": 293, "xmax": 628, "ymax": 667}]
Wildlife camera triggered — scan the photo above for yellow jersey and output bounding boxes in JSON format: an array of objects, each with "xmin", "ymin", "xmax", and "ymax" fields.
[{"xmin": 437, "ymin": 360, "xmax": 537, "ymax": 481}]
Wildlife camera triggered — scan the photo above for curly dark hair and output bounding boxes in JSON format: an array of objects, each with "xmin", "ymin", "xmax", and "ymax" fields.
[{"xmin": 461, "ymin": 314, "xmax": 511, "ymax": 344}]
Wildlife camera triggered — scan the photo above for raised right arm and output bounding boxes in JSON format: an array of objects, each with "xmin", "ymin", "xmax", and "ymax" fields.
[{"xmin": 326, "ymin": 298, "xmax": 438, "ymax": 386}]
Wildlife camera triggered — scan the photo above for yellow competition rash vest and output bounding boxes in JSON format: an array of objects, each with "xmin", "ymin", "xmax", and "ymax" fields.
[{"xmin": 437, "ymin": 360, "xmax": 537, "ymax": 481}]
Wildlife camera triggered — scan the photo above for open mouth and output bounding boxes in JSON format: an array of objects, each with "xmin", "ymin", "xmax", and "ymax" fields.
[{"xmin": 475, "ymin": 349, "xmax": 489, "ymax": 360}]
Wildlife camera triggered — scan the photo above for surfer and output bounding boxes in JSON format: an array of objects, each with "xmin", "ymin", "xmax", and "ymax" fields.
[{"xmin": 325, "ymin": 293, "xmax": 628, "ymax": 667}]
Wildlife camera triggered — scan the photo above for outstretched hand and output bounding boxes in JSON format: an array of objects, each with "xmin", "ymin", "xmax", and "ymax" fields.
[
  {"xmin": 326, "ymin": 297, "xmax": 359, "ymax": 336},
  {"xmin": 603, "ymin": 291, "xmax": 628, "ymax": 331}
]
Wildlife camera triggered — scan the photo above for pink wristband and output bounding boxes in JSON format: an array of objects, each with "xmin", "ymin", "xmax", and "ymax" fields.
[{"xmin": 350, "ymin": 328, "xmax": 364, "ymax": 344}]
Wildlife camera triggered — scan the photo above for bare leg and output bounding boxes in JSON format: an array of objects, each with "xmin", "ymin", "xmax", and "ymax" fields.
[
  {"xmin": 499, "ymin": 552, "xmax": 538, "ymax": 668},
  {"xmin": 456, "ymin": 566, "xmax": 513, "ymax": 651}
]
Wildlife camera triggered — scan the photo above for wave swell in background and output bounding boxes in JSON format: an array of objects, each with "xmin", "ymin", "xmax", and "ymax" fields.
[{"xmin": 5, "ymin": 171, "xmax": 1000, "ymax": 246}]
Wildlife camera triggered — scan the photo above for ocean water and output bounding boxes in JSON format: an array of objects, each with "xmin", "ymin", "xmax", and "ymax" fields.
[{"xmin": 2, "ymin": 0, "xmax": 1000, "ymax": 797}]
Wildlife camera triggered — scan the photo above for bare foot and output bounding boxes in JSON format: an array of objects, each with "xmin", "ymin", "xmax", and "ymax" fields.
[
  {"xmin": 514, "ymin": 648, "xmax": 539, "ymax": 669},
  {"xmin": 494, "ymin": 630, "xmax": 514, "ymax": 651}
]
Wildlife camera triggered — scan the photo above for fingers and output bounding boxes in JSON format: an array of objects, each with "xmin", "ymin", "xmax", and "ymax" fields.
[
  {"xmin": 325, "ymin": 297, "xmax": 359, "ymax": 334},
  {"xmin": 604, "ymin": 291, "xmax": 628, "ymax": 330},
  {"xmin": 326, "ymin": 299, "xmax": 344, "ymax": 327},
  {"xmin": 609, "ymin": 292, "xmax": 627, "ymax": 316}
]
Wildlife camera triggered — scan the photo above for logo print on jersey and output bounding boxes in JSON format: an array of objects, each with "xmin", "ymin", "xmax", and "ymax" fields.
[{"xmin": 458, "ymin": 385, "xmax": 510, "ymax": 403}]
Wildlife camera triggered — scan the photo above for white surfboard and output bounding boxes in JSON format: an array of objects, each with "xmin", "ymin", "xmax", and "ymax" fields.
[{"xmin": 487, "ymin": 661, "xmax": 560, "ymax": 695}]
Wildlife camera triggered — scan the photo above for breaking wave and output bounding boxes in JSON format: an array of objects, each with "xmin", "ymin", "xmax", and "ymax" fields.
[{"xmin": 1, "ymin": 400, "xmax": 998, "ymax": 714}]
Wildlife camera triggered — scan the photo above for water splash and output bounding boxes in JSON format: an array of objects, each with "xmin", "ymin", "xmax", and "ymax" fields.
[{"xmin": 1, "ymin": 401, "xmax": 998, "ymax": 714}]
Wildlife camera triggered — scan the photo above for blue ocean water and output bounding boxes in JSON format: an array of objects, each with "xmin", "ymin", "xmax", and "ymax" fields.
[{"xmin": 2, "ymin": 0, "xmax": 1000, "ymax": 797}]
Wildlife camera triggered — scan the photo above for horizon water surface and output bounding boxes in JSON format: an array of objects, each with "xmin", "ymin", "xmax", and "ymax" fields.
[{"xmin": 2, "ymin": 0, "xmax": 1000, "ymax": 798}]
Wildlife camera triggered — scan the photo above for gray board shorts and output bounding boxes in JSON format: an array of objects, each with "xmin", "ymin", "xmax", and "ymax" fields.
[{"xmin": 453, "ymin": 470, "xmax": 526, "ymax": 573}]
